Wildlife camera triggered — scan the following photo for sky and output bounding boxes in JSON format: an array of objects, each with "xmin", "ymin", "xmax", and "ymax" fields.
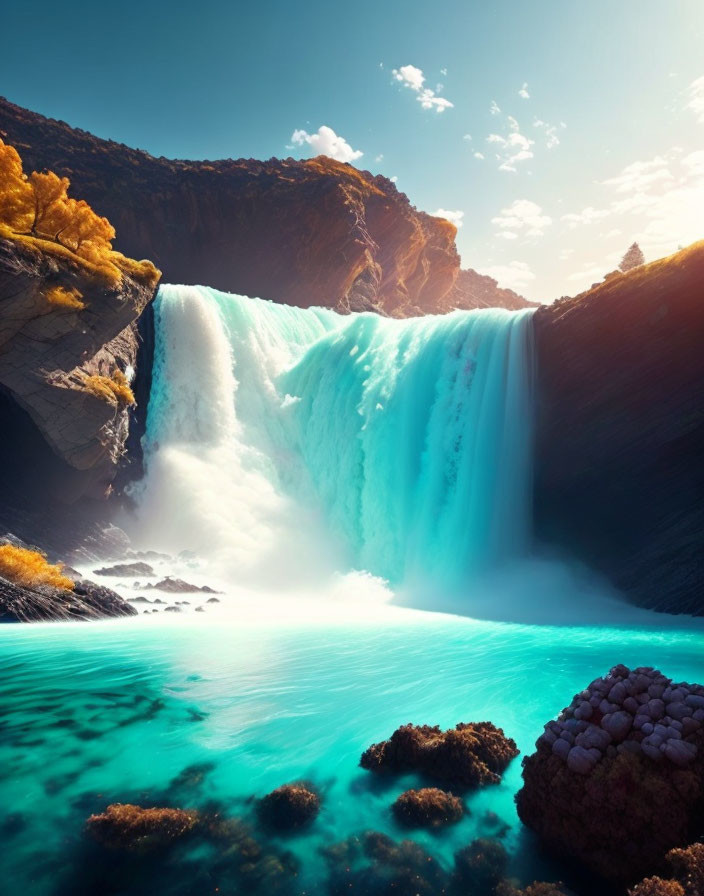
[{"xmin": 2, "ymin": 0, "xmax": 703, "ymax": 302}]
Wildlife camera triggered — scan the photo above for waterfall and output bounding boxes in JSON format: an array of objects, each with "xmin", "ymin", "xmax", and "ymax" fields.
[{"xmin": 132, "ymin": 284, "xmax": 535, "ymax": 598}]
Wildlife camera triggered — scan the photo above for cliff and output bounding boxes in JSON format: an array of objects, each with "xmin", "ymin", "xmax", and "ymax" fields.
[
  {"xmin": 441, "ymin": 268, "xmax": 537, "ymax": 312},
  {"xmin": 0, "ymin": 235, "xmax": 158, "ymax": 511},
  {"xmin": 0, "ymin": 96, "xmax": 460, "ymax": 316},
  {"xmin": 533, "ymin": 243, "xmax": 704, "ymax": 614}
]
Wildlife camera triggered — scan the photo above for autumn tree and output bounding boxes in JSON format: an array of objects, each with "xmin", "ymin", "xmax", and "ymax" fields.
[
  {"xmin": 0, "ymin": 140, "xmax": 33, "ymax": 231},
  {"xmin": 619, "ymin": 242, "xmax": 645, "ymax": 272},
  {"xmin": 28, "ymin": 170, "xmax": 71, "ymax": 238},
  {"xmin": 0, "ymin": 138, "xmax": 158, "ymax": 289},
  {"xmin": 0, "ymin": 139, "xmax": 115, "ymax": 262}
]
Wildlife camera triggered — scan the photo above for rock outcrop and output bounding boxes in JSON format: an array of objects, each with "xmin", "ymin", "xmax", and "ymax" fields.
[
  {"xmin": 0, "ymin": 236, "xmax": 158, "ymax": 503},
  {"xmin": 0, "ymin": 96, "xmax": 460, "ymax": 316},
  {"xmin": 441, "ymin": 267, "xmax": 537, "ymax": 312},
  {"xmin": 360, "ymin": 721, "xmax": 519, "ymax": 789},
  {"xmin": 516, "ymin": 664, "xmax": 704, "ymax": 884},
  {"xmin": 533, "ymin": 243, "xmax": 704, "ymax": 614}
]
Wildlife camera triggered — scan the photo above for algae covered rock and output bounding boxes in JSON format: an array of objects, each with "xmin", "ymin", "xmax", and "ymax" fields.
[
  {"xmin": 391, "ymin": 787, "xmax": 464, "ymax": 828},
  {"xmin": 257, "ymin": 782, "xmax": 321, "ymax": 832},
  {"xmin": 361, "ymin": 721, "xmax": 519, "ymax": 789},
  {"xmin": 86, "ymin": 803, "xmax": 198, "ymax": 853}
]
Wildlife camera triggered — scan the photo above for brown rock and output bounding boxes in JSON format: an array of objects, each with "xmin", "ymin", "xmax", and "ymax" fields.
[
  {"xmin": 441, "ymin": 267, "xmax": 538, "ymax": 312},
  {"xmin": 391, "ymin": 787, "xmax": 463, "ymax": 828},
  {"xmin": 0, "ymin": 235, "xmax": 157, "ymax": 502},
  {"xmin": 86, "ymin": 803, "xmax": 198, "ymax": 853},
  {"xmin": 360, "ymin": 721, "xmax": 519, "ymax": 789},
  {"xmin": 257, "ymin": 782, "xmax": 320, "ymax": 832}
]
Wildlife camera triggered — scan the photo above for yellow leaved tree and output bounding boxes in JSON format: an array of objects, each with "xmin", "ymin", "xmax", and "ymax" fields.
[{"xmin": 0, "ymin": 138, "xmax": 158, "ymax": 289}]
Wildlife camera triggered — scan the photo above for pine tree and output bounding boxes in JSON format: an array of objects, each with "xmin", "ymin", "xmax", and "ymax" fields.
[{"xmin": 619, "ymin": 242, "xmax": 645, "ymax": 272}]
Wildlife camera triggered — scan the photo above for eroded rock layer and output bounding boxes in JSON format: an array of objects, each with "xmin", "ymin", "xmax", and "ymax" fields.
[{"xmin": 0, "ymin": 238, "xmax": 157, "ymax": 502}]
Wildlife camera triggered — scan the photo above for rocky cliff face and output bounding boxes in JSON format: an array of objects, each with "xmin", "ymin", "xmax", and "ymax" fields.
[
  {"xmin": 0, "ymin": 237, "xmax": 157, "ymax": 507},
  {"xmin": 441, "ymin": 268, "xmax": 537, "ymax": 312},
  {"xmin": 533, "ymin": 243, "xmax": 704, "ymax": 614},
  {"xmin": 0, "ymin": 96, "xmax": 460, "ymax": 316}
]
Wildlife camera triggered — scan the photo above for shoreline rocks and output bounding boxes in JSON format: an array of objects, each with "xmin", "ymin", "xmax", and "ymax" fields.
[{"xmin": 516, "ymin": 664, "xmax": 704, "ymax": 883}]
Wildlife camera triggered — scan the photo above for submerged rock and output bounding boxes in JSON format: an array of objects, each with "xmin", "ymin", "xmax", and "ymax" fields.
[
  {"xmin": 629, "ymin": 842, "xmax": 704, "ymax": 896},
  {"xmin": 360, "ymin": 721, "xmax": 519, "ymax": 789},
  {"xmin": 452, "ymin": 838, "xmax": 508, "ymax": 894},
  {"xmin": 322, "ymin": 830, "xmax": 448, "ymax": 896},
  {"xmin": 86, "ymin": 803, "xmax": 198, "ymax": 853},
  {"xmin": 516, "ymin": 665, "xmax": 704, "ymax": 883},
  {"xmin": 257, "ymin": 783, "xmax": 320, "ymax": 832},
  {"xmin": 391, "ymin": 787, "xmax": 464, "ymax": 828}
]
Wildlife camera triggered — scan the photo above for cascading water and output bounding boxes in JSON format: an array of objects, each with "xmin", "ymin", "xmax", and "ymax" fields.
[{"xmin": 131, "ymin": 284, "xmax": 535, "ymax": 600}]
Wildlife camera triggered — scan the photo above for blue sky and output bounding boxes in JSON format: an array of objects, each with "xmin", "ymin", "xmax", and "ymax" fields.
[{"xmin": 2, "ymin": 0, "xmax": 703, "ymax": 301}]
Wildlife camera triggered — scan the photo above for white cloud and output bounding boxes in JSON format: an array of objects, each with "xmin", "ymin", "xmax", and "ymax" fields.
[
  {"xmin": 519, "ymin": 82, "xmax": 530, "ymax": 99},
  {"xmin": 463, "ymin": 133, "xmax": 472, "ymax": 142},
  {"xmin": 561, "ymin": 206, "xmax": 611, "ymax": 228},
  {"xmin": 393, "ymin": 64, "xmax": 425, "ymax": 91},
  {"xmin": 492, "ymin": 199, "xmax": 552, "ymax": 238},
  {"xmin": 440, "ymin": 67, "xmax": 448, "ymax": 76},
  {"xmin": 602, "ymin": 156, "xmax": 673, "ymax": 193},
  {"xmin": 559, "ymin": 147, "xmax": 704, "ymax": 261},
  {"xmin": 290, "ymin": 126, "xmax": 363, "ymax": 163},
  {"xmin": 686, "ymin": 75, "xmax": 704, "ymax": 123},
  {"xmin": 490, "ymin": 100, "xmax": 501, "ymax": 116},
  {"xmin": 481, "ymin": 261, "xmax": 535, "ymax": 290},
  {"xmin": 487, "ymin": 129, "xmax": 535, "ymax": 172},
  {"xmin": 473, "ymin": 151, "xmax": 485, "ymax": 160},
  {"xmin": 390, "ymin": 175, "xmax": 398, "ymax": 183},
  {"xmin": 375, "ymin": 154, "xmax": 384, "ymax": 162},
  {"xmin": 392, "ymin": 64, "xmax": 454, "ymax": 112},
  {"xmin": 533, "ymin": 118, "xmax": 564, "ymax": 149},
  {"xmin": 432, "ymin": 208, "xmax": 464, "ymax": 228}
]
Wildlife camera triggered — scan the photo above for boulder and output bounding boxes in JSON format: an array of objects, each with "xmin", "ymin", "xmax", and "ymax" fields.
[{"xmin": 516, "ymin": 665, "xmax": 704, "ymax": 883}]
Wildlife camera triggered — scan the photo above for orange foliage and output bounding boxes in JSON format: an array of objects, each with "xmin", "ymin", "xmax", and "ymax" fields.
[
  {"xmin": 44, "ymin": 285, "xmax": 86, "ymax": 311},
  {"xmin": 0, "ymin": 138, "xmax": 159, "ymax": 289},
  {"xmin": 0, "ymin": 544, "xmax": 74, "ymax": 591},
  {"xmin": 0, "ymin": 141, "xmax": 34, "ymax": 231},
  {"xmin": 83, "ymin": 369, "xmax": 135, "ymax": 406}
]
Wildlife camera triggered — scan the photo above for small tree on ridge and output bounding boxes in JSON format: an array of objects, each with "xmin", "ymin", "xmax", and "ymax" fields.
[{"xmin": 619, "ymin": 242, "xmax": 645, "ymax": 272}]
